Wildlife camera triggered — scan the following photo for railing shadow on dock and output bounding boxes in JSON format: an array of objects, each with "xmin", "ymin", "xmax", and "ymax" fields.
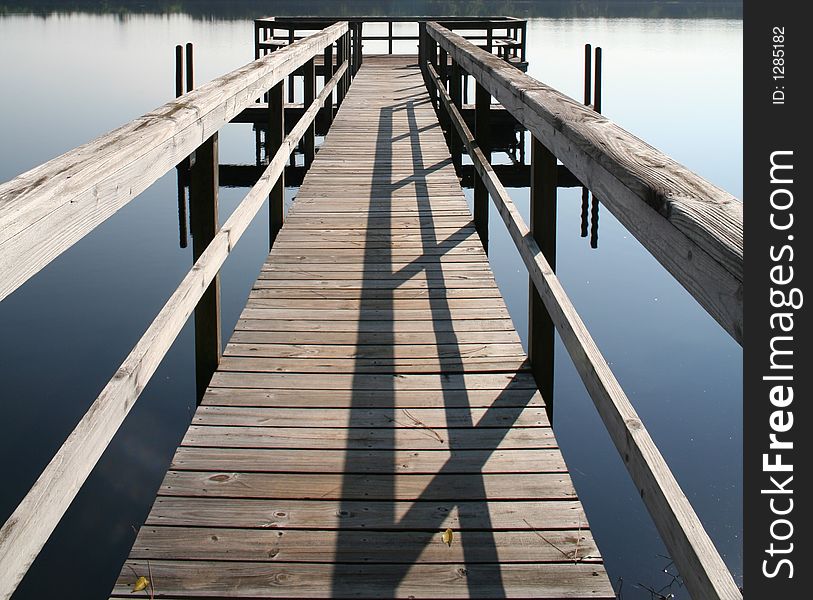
[{"xmin": 330, "ymin": 91, "xmax": 540, "ymax": 597}]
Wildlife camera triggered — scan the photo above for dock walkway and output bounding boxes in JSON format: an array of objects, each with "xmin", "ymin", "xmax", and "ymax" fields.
[{"xmin": 112, "ymin": 56, "xmax": 613, "ymax": 599}]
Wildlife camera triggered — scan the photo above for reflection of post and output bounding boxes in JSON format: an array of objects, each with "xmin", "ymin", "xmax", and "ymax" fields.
[
  {"xmin": 529, "ymin": 137, "xmax": 557, "ymax": 420},
  {"xmin": 189, "ymin": 134, "xmax": 221, "ymax": 403},
  {"xmin": 590, "ymin": 193, "xmax": 600, "ymax": 249},
  {"xmin": 474, "ymin": 82, "xmax": 490, "ymax": 251},
  {"xmin": 268, "ymin": 81, "xmax": 284, "ymax": 248},
  {"xmin": 580, "ymin": 188, "xmax": 589, "ymax": 238},
  {"xmin": 303, "ymin": 57, "xmax": 316, "ymax": 169}
]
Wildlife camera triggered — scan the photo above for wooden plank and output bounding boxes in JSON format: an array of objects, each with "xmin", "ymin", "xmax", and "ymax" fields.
[
  {"xmin": 223, "ymin": 341, "xmax": 524, "ymax": 358},
  {"xmin": 179, "ymin": 425, "xmax": 555, "ymax": 450},
  {"xmin": 145, "ymin": 498, "xmax": 587, "ymax": 530},
  {"xmin": 160, "ymin": 472, "xmax": 576, "ymax": 501},
  {"xmin": 201, "ymin": 387, "xmax": 544, "ymax": 408},
  {"xmin": 112, "ymin": 560, "xmax": 614, "ymax": 599},
  {"xmin": 209, "ymin": 372, "xmax": 538, "ymax": 390},
  {"xmin": 0, "ymin": 22, "xmax": 349, "ymax": 303},
  {"xmin": 191, "ymin": 406, "xmax": 547, "ymax": 428},
  {"xmin": 171, "ymin": 447, "xmax": 561, "ymax": 473},
  {"xmin": 428, "ymin": 23, "xmax": 743, "ymax": 344},
  {"xmin": 130, "ymin": 527, "xmax": 600, "ymax": 563}
]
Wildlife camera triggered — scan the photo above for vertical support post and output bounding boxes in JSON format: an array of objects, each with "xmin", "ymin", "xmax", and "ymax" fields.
[
  {"xmin": 356, "ymin": 22, "xmax": 363, "ymax": 70},
  {"xmin": 486, "ymin": 26, "xmax": 493, "ymax": 54},
  {"xmin": 288, "ymin": 29, "xmax": 295, "ymax": 103},
  {"xmin": 324, "ymin": 42, "xmax": 334, "ymax": 127},
  {"xmin": 189, "ymin": 134, "xmax": 221, "ymax": 403},
  {"xmin": 528, "ymin": 137, "xmax": 557, "ymax": 420},
  {"xmin": 438, "ymin": 47, "xmax": 449, "ymax": 137},
  {"xmin": 449, "ymin": 60, "xmax": 462, "ymax": 172},
  {"xmin": 344, "ymin": 32, "xmax": 351, "ymax": 95},
  {"xmin": 268, "ymin": 80, "xmax": 284, "ymax": 248},
  {"xmin": 584, "ymin": 43, "xmax": 592, "ymax": 107},
  {"xmin": 303, "ymin": 57, "xmax": 316, "ymax": 168},
  {"xmin": 336, "ymin": 34, "xmax": 346, "ymax": 108},
  {"xmin": 521, "ymin": 22, "xmax": 527, "ymax": 63},
  {"xmin": 474, "ymin": 82, "xmax": 491, "ymax": 250},
  {"xmin": 185, "ymin": 42, "xmax": 194, "ymax": 93},
  {"xmin": 463, "ymin": 73, "xmax": 469, "ymax": 105},
  {"xmin": 388, "ymin": 21, "xmax": 393, "ymax": 55},
  {"xmin": 594, "ymin": 46, "xmax": 603, "ymax": 114},
  {"xmin": 175, "ymin": 45, "xmax": 184, "ymax": 98}
]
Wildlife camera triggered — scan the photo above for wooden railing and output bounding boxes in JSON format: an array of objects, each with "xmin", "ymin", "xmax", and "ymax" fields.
[
  {"xmin": 422, "ymin": 22, "xmax": 742, "ymax": 600},
  {"xmin": 0, "ymin": 22, "xmax": 351, "ymax": 599}
]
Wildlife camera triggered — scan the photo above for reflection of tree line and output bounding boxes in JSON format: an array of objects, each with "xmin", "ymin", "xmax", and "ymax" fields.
[{"xmin": 1, "ymin": 0, "xmax": 743, "ymax": 20}]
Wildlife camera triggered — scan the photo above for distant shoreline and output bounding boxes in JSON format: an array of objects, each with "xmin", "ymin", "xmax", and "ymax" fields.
[{"xmin": 0, "ymin": 1, "xmax": 744, "ymax": 20}]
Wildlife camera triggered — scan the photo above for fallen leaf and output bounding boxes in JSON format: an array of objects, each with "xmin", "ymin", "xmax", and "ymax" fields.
[
  {"xmin": 132, "ymin": 576, "xmax": 149, "ymax": 593},
  {"xmin": 442, "ymin": 528, "xmax": 454, "ymax": 547}
]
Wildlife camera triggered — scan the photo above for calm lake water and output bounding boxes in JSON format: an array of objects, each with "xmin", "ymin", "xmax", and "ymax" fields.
[{"xmin": 0, "ymin": 4, "xmax": 742, "ymax": 599}]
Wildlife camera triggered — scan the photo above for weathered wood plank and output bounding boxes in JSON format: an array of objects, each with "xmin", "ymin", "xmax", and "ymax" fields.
[
  {"xmin": 112, "ymin": 560, "xmax": 614, "ymax": 598},
  {"xmin": 130, "ymin": 527, "xmax": 600, "ymax": 563},
  {"xmin": 145, "ymin": 498, "xmax": 587, "ymax": 530},
  {"xmin": 160, "ymin": 472, "xmax": 576, "ymax": 501},
  {"xmin": 180, "ymin": 425, "xmax": 555, "ymax": 450},
  {"xmin": 171, "ymin": 447, "xmax": 561, "ymax": 473},
  {"xmin": 192, "ymin": 406, "xmax": 547, "ymax": 427}
]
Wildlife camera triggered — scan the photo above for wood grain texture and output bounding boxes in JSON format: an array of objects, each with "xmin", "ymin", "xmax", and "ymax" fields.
[
  {"xmin": 428, "ymin": 23, "xmax": 743, "ymax": 344},
  {"xmin": 113, "ymin": 55, "xmax": 610, "ymax": 599}
]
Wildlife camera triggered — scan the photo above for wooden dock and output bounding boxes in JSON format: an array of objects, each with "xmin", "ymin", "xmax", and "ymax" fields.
[
  {"xmin": 111, "ymin": 56, "xmax": 613, "ymax": 599},
  {"xmin": 1, "ymin": 18, "xmax": 742, "ymax": 600}
]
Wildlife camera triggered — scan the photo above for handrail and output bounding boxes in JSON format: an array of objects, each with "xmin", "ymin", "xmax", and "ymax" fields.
[
  {"xmin": 0, "ymin": 22, "xmax": 348, "ymax": 303},
  {"xmin": 423, "ymin": 32, "xmax": 741, "ymax": 600},
  {"xmin": 0, "ymin": 28, "xmax": 348, "ymax": 599},
  {"xmin": 427, "ymin": 22, "xmax": 743, "ymax": 345}
]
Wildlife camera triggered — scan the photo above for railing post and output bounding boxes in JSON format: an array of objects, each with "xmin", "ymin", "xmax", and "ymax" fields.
[
  {"xmin": 189, "ymin": 133, "xmax": 221, "ymax": 402},
  {"xmin": 324, "ymin": 41, "xmax": 334, "ymax": 127},
  {"xmin": 336, "ymin": 33, "xmax": 346, "ymax": 107},
  {"xmin": 303, "ymin": 57, "xmax": 316, "ymax": 168},
  {"xmin": 175, "ymin": 45, "xmax": 184, "ymax": 98},
  {"xmin": 438, "ymin": 47, "xmax": 449, "ymax": 138},
  {"xmin": 268, "ymin": 80, "xmax": 284, "ymax": 248},
  {"xmin": 388, "ymin": 21, "xmax": 394, "ymax": 54},
  {"xmin": 584, "ymin": 43, "xmax": 593, "ymax": 107},
  {"xmin": 449, "ymin": 60, "xmax": 462, "ymax": 172},
  {"xmin": 288, "ymin": 29, "xmax": 295, "ymax": 103},
  {"xmin": 474, "ymin": 81, "xmax": 491, "ymax": 250},
  {"xmin": 185, "ymin": 42, "xmax": 194, "ymax": 92},
  {"xmin": 594, "ymin": 46, "xmax": 603, "ymax": 114},
  {"xmin": 528, "ymin": 137, "xmax": 557, "ymax": 418},
  {"xmin": 344, "ymin": 32, "xmax": 351, "ymax": 94}
]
